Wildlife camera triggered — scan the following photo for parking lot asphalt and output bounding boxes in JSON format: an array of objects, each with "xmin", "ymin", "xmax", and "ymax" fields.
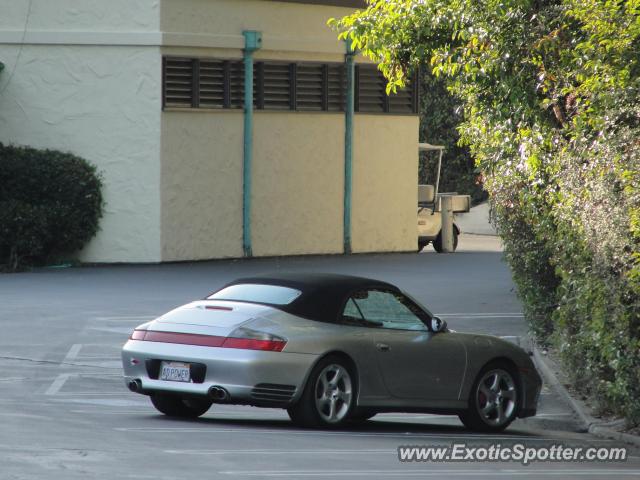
[{"xmin": 1, "ymin": 234, "xmax": 638, "ymax": 479}]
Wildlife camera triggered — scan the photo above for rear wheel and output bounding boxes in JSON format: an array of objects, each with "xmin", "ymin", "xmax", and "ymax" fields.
[
  {"xmin": 459, "ymin": 361, "xmax": 519, "ymax": 432},
  {"xmin": 433, "ymin": 229, "xmax": 459, "ymax": 253},
  {"xmin": 150, "ymin": 393, "xmax": 212, "ymax": 418},
  {"xmin": 288, "ymin": 356, "xmax": 356, "ymax": 428},
  {"xmin": 418, "ymin": 240, "xmax": 429, "ymax": 252}
]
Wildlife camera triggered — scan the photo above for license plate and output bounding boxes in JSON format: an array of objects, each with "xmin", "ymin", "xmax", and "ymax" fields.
[{"xmin": 159, "ymin": 361, "xmax": 191, "ymax": 383}]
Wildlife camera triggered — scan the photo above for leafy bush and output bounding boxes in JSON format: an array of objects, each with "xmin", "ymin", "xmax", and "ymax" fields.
[
  {"xmin": 0, "ymin": 144, "xmax": 103, "ymax": 271},
  {"xmin": 419, "ymin": 73, "xmax": 487, "ymax": 205},
  {"xmin": 332, "ymin": 0, "xmax": 640, "ymax": 422}
]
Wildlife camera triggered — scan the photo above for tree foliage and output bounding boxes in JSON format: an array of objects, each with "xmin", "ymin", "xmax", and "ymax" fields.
[
  {"xmin": 419, "ymin": 73, "xmax": 486, "ymax": 204},
  {"xmin": 331, "ymin": 0, "xmax": 640, "ymax": 422}
]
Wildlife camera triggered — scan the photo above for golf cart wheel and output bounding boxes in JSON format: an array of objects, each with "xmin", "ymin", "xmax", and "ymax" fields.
[
  {"xmin": 433, "ymin": 229, "xmax": 459, "ymax": 253},
  {"xmin": 150, "ymin": 393, "xmax": 212, "ymax": 418},
  {"xmin": 418, "ymin": 240, "xmax": 429, "ymax": 252}
]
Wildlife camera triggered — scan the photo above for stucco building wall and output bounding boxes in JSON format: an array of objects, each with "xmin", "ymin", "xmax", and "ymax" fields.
[
  {"xmin": 0, "ymin": 0, "xmax": 419, "ymax": 263},
  {"xmin": 0, "ymin": 0, "xmax": 162, "ymax": 263},
  {"xmin": 160, "ymin": 111, "xmax": 244, "ymax": 261},
  {"xmin": 352, "ymin": 115, "xmax": 419, "ymax": 253}
]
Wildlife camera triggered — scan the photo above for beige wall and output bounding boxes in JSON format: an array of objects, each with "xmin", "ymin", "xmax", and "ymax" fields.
[
  {"xmin": 352, "ymin": 115, "xmax": 419, "ymax": 253},
  {"xmin": 252, "ymin": 113, "xmax": 345, "ymax": 256},
  {"xmin": 161, "ymin": 0, "xmax": 356, "ymax": 56},
  {"xmin": 160, "ymin": 112, "xmax": 244, "ymax": 261},
  {"xmin": 160, "ymin": 110, "xmax": 419, "ymax": 260}
]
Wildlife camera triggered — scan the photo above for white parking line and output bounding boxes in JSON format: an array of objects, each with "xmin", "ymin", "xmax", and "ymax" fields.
[
  {"xmin": 114, "ymin": 427, "xmax": 566, "ymax": 441},
  {"xmin": 62, "ymin": 344, "xmax": 82, "ymax": 364},
  {"xmin": 166, "ymin": 449, "xmax": 392, "ymax": 456},
  {"xmin": 44, "ymin": 373, "xmax": 74, "ymax": 396},
  {"xmin": 218, "ymin": 470, "xmax": 640, "ymax": 477}
]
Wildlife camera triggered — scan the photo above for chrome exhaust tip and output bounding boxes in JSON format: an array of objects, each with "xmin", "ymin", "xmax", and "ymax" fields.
[
  {"xmin": 208, "ymin": 386, "xmax": 229, "ymax": 402},
  {"xmin": 128, "ymin": 379, "xmax": 142, "ymax": 392}
]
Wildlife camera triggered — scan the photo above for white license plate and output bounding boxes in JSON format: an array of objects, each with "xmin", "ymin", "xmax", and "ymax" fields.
[{"xmin": 159, "ymin": 361, "xmax": 191, "ymax": 383}]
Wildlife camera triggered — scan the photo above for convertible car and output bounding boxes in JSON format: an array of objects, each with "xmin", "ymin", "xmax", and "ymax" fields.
[{"xmin": 122, "ymin": 273, "xmax": 541, "ymax": 432}]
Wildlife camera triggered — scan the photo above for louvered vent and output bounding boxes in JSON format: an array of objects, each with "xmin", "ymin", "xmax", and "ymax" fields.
[
  {"xmin": 164, "ymin": 58, "xmax": 194, "ymax": 108},
  {"xmin": 263, "ymin": 63, "xmax": 292, "ymax": 110},
  {"xmin": 162, "ymin": 56, "xmax": 419, "ymax": 115},
  {"xmin": 296, "ymin": 64, "xmax": 324, "ymax": 111},
  {"xmin": 229, "ymin": 61, "xmax": 244, "ymax": 109},
  {"xmin": 198, "ymin": 60, "xmax": 225, "ymax": 108},
  {"xmin": 327, "ymin": 64, "xmax": 345, "ymax": 112},
  {"xmin": 389, "ymin": 75, "xmax": 418, "ymax": 114},
  {"xmin": 356, "ymin": 65, "xmax": 386, "ymax": 113},
  {"xmin": 250, "ymin": 383, "xmax": 297, "ymax": 404}
]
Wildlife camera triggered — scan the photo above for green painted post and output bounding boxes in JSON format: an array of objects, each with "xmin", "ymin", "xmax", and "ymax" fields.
[
  {"xmin": 344, "ymin": 39, "xmax": 355, "ymax": 255},
  {"xmin": 242, "ymin": 31, "xmax": 262, "ymax": 258}
]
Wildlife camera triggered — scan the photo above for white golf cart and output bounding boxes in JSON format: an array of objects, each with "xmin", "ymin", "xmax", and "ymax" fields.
[{"xmin": 418, "ymin": 143, "xmax": 471, "ymax": 252}]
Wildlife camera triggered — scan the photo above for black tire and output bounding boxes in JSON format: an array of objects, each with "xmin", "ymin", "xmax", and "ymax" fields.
[
  {"xmin": 287, "ymin": 355, "xmax": 356, "ymax": 428},
  {"xmin": 418, "ymin": 240, "xmax": 429, "ymax": 252},
  {"xmin": 433, "ymin": 229, "xmax": 459, "ymax": 253},
  {"xmin": 349, "ymin": 409, "xmax": 377, "ymax": 423},
  {"xmin": 150, "ymin": 393, "xmax": 212, "ymax": 418},
  {"xmin": 458, "ymin": 361, "xmax": 520, "ymax": 432}
]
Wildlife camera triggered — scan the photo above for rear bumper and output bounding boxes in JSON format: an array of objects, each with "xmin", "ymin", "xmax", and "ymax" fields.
[{"xmin": 122, "ymin": 340, "xmax": 318, "ymax": 405}]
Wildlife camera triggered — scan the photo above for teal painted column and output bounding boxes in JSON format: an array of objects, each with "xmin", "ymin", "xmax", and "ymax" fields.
[
  {"xmin": 344, "ymin": 39, "xmax": 356, "ymax": 254},
  {"xmin": 242, "ymin": 31, "xmax": 262, "ymax": 257}
]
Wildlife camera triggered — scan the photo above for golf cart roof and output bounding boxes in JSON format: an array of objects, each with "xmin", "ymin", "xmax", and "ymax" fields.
[{"xmin": 418, "ymin": 143, "xmax": 445, "ymax": 152}]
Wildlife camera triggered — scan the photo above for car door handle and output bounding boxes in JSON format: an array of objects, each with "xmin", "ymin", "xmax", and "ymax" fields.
[{"xmin": 376, "ymin": 343, "xmax": 390, "ymax": 352}]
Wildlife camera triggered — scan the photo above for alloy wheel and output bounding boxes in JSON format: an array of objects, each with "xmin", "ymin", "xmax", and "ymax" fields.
[
  {"xmin": 475, "ymin": 368, "xmax": 517, "ymax": 427},
  {"xmin": 314, "ymin": 364, "xmax": 353, "ymax": 424}
]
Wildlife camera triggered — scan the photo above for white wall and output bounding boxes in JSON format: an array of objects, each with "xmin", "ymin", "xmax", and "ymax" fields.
[{"xmin": 0, "ymin": 1, "xmax": 163, "ymax": 262}]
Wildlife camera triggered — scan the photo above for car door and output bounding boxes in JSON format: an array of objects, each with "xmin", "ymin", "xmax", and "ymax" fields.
[{"xmin": 349, "ymin": 289, "xmax": 466, "ymax": 401}]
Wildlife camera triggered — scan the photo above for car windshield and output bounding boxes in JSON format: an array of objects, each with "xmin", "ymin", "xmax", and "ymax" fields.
[{"xmin": 207, "ymin": 284, "xmax": 302, "ymax": 305}]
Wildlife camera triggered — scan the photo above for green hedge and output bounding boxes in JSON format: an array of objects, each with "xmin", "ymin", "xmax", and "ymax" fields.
[
  {"xmin": 0, "ymin": 144, "xmax": 103, "ymax": 271},
  {"xmin": 333, "ymin": 0, "xmax": 640, "ymax": 423}
]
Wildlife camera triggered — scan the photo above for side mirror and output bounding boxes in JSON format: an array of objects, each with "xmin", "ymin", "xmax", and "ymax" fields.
[{"xmin": 430, "ymin": 316, "xmax": 447, "ymax": 333}]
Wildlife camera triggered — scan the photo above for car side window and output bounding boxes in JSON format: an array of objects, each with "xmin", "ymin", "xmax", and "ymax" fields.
[
  {"xmin": 342, "ymin": 298, "xmax": 364, "ymax": 323},
  {"xmin": 351, "ymin": 289, "xmax": 428, "ymax": 332}
]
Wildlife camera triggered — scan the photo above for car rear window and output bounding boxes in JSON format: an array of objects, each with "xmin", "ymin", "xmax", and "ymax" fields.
[{"xmin": 207, "ymin": 284, "xmax": 302, "ymax": 305}]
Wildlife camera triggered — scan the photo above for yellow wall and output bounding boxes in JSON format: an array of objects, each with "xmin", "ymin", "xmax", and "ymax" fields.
[
  {"xmin": 161, "ymin": 0, "xmax": 357, "ymax": 57},
  {"xmin": 159, "ymin": 0, "xmax": 419, "ymax": 261},
  {"xmin": 352, "ymin": 115, "xmax": 419, "ymax": 253},
  {"xmin": 251, "ymin": 112, "xmax": 345, "ymax": 256},
  {"xmin": 161, "ymin": 110, "xmax": 419, "ymax": 260},
  {"xmin": 161, "ymin": 112, "xmax": 244, "ymax": 261}
]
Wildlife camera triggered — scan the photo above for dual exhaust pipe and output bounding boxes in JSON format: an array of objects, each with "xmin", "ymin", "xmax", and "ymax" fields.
[
  {"xmin": 128, "ymin": 379, "xmax": 142, "ymax": 393},
  {"xmin": 127, "ymin": 378, "xmax": 229, "ymax": 403},
  {"xmin": 208, "ymin": 386, "xmax": 229, "ymax": 402}
]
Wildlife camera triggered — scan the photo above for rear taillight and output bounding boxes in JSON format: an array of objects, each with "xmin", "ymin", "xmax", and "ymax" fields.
[
  {"xmin": 130, "ymin": 330, "xmax": 146, "ymax": 340},
  {"xmin": 223, "ymin": 327, "xmax": 287, "ymax": 352},
  {"xmin": 128, "ymin": 326, "xmax": 287, "ymax": 352}
]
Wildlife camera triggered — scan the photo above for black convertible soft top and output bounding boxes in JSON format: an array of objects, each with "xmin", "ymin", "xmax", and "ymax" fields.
[{"xmin": 219, "ymin": 273, "xmax": 400, "ymax": 324}]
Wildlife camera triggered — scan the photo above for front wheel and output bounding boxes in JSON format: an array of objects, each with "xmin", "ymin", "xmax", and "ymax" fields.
[
  {"xmin": 150, "ymin": 394, "xmax": 212, "ymax": 418},
  {"xmin": 459, "ymin": 361, "xmax": 519, "ymax": 432},
  {"xmin": 288, "ymin": 356, "xmax": 356, "ymax": 428}
]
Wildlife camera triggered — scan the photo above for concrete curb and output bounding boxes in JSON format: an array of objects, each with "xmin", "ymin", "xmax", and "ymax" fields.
[{"xmin": 532, "ymin": 347, "xmax": 640, "ymax": 448}]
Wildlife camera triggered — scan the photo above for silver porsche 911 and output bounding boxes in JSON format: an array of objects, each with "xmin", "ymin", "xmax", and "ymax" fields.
[{"xmin": 122, "ymin": 273, "xmax": 541, "ymax": 432}]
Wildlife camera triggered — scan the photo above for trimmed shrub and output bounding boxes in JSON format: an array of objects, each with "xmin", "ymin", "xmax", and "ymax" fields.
[{"xmin": 0, "ymin": 144, "xmax": 103, "ymax": 271}]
